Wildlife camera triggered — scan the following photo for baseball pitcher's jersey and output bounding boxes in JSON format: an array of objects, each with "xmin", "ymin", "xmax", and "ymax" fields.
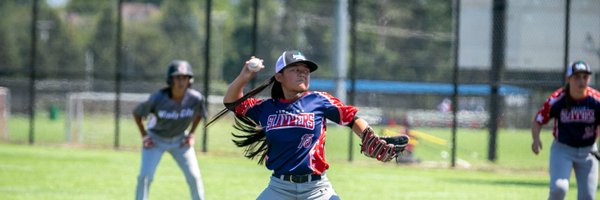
[
  {"xmin": 134, "ymin": 88, "xmax": 206, "ymax": 138},
  {"xmin": 535, "ymin": 87, "xmax": 600, "ymax": 147},
  {"xmin": 234, "ymin": 91, "xmax": 358, "ymax": 175}
]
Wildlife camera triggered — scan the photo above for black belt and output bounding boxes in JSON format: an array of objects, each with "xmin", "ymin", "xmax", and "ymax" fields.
[{"xmin": 273, "ymin": 173, "xmax": 322, "ymax": 183}]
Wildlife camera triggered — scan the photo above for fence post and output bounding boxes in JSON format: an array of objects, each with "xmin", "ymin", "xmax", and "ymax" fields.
[
  {"xmin": 347, "ymin": 0, "xmax": 357, "ymax": 162},
  {"xmin": 28, "ymin": 0, "xmax": 39, "ymax": 145},
  {"xmin": 114, "ymin": 0, "xmax": 123, "ymax": 149},
  {"xmin": 488, "ymin": 0, "xmax": 507, "ymax": 162},
  {"xmin": 450, "ymin": 0, "xmax": 461, "ymax": 168},
  {"xmin": 202, "ymin": 0, "xmax": 212, "ymax": 153},
  {"xmin": 562, "ymin": 0, "xmax": 571, "ymax": 82}
]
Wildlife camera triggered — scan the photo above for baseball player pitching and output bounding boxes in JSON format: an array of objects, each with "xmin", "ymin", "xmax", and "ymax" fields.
[
  {"xmin": 210, "ymin": 50, "xmax": 409, "ymax": 199},
  {"xmin": 532, "ymin": 60, "xmax": 599, "ymax": 200},
  {"xmin": 133, "ymin": 60, "xmax": 206, "ymax": 200}
]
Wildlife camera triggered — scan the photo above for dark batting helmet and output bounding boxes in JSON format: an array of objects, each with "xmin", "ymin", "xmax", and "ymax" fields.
[{"xmin": 166, "ymin": 60, "xmax": 194, "ymax": 86}]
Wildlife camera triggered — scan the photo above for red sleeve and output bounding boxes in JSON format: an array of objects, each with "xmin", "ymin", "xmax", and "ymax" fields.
[
  {"xmin": 317, "ymin": 92, "xmax": 358, "ymax": 126},
  {"xmin": 233, "ymin": 98, "xmax": 264, "ymax": 117},
  {"xmin": 587, "ymin": 87, "xmax": 600, "ymax": 101},
  {"xmin": 534, "ymin": 88, "xmax": 564, "ymax": 125}
]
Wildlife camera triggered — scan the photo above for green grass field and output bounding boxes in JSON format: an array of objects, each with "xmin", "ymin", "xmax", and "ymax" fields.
[{"xmin": 1, "ymin": 115, "xmax": 597, "ymax": 199}]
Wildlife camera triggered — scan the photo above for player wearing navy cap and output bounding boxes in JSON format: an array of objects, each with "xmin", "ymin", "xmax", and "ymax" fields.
[
  {"xmin": 208, "ymin": 50, "xmax": 409, "ymax": 199},
  {"xmin": 532, "ymin": 60, "xmax": 600, "ymax": 200},
  {"xmin": 133, "ymin": 60, "xmax": 206, "ymax": 200}
]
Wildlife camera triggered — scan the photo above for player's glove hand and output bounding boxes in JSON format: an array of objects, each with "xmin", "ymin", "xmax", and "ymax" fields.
[
  {"xmin": 381, "ymin": 135, "xmax": 410, "ymax": 155},
  {"xmin": 360, "ymin": 127, "xmax": 409, "ymax": 162},
  {"xmin": 143, "ymin": 135, "xmax": 155, "ymax": 148}
]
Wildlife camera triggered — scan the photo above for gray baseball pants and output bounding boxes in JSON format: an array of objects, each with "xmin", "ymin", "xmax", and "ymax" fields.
[
  {"xmin": 548, "ymin": 141, "xmax": 598, "ymax": 200},
  {"xmin": 135, "ymin": 133, "xmax": 204, "ymax": 200},
  {"xmin": 257, "ymin": 174, "xmax": 340, "ymax": 200}
]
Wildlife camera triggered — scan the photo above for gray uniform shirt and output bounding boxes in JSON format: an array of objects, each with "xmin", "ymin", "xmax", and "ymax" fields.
[{"xmin": 134, "ymin": 88, "xmax": 206, "ymax": 138}]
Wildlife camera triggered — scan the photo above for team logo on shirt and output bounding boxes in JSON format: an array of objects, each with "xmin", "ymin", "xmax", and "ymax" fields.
[
  {"xmin": 157, "ymin": 108, "xmax": 194, "ymax": 119},
  {"xmin": 560, "ymin": 108, "xmax": 595, "ymax": 123},
  {"xmin": 265, "ymin": 112, "xmax": 315, "ymax": 131}
]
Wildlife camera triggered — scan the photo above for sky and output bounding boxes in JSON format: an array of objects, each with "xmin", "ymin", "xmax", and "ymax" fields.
[{"xmin": 46, "ymin": 0, "xmax": 68, "ymax": 8}]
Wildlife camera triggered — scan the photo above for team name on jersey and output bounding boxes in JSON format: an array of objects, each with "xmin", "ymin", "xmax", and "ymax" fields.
[
  {"xmin": 560, "ymin": 108, "xmax": 595, "ymax": 123},
  {"xmin": 266, "ymin": 112, "xmax": 315, "ymax": 131},
  {"xmin": 157, "ymin": 108, "xmax": 194, "ymax": 119}
]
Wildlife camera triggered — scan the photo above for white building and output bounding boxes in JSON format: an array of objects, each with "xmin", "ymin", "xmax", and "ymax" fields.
[{"xmin": 460, "ymin": 0, "xmax": 600, "ymax": 72}]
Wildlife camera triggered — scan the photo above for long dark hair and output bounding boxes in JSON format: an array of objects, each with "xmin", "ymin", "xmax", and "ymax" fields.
[
  {"xmin": 206, "ymin": 75, "xmax": 284, "ymax": 164},
  {"xmin": 564, "ymin": 83, "xmax": 572, "ymax": 111}
]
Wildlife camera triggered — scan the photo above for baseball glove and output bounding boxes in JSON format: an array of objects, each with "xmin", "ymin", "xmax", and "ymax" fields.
[{"xmin": 360, "ymin": 126, "xmax": 409, "ymax": 162}]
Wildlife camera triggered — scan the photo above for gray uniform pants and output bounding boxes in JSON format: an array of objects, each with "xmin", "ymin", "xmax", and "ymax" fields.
[
  {"xmin": 135, "ymin": 133, "xmax": 204, "ymax": 200},
  {"xmin": 548, "ymin": 141, "xmax": 598, "ymax": 200},
  {"xmin": 257, "ymin": 174, "xmax": 340, "ymax": 200}
]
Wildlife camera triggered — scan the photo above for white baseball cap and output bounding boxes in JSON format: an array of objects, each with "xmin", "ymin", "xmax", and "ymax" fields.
[
  {"xmin": 566, "ymin": 61, "xmax": 592, "ymax": 77},
  {"xmin": 275, "ymin": 50, "xmax": 318, "ymax": 73}
]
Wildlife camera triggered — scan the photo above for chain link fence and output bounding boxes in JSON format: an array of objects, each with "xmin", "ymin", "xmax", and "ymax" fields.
[{"xmin": 1, "ymin": 0, "xmax": 599, "ymax": 166}]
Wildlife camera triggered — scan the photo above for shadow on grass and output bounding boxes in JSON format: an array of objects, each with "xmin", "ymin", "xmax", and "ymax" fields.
[{"xmin": 444, "ymin": 178, "xmax": 548, "ymax": 188}]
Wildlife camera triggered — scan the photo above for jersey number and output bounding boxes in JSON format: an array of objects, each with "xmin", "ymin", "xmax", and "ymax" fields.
[{"xmin": 298, "ymin": 134, "xmax": 314, "ymax": 148}]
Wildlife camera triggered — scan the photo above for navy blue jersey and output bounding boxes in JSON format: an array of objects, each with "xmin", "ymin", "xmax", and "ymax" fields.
[
  {"xmin": 535, "ymin": 87, "xmax": 600, "ymax": 147},
  {"xmin": 233, "ymin": 91, "xmax": 358, "ymax": 175}
]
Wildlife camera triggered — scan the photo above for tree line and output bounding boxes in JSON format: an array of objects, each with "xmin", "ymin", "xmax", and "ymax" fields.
[{"xmin": 0, "ymin": 0, "xmax": 454, "ymax": 84}]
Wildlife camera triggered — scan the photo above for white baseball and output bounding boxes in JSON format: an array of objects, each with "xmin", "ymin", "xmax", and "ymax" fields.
[{"xmin": 247, "ymin": 58, "xmax": 263, "ymax": 72}]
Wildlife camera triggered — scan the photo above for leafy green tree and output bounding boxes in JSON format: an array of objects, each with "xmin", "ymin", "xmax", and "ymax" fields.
[
  {"xmin": 10, "ymin": 2, "xmax": 36, "ymax": 78},
  {"xmin": 36, "ymin": 3, "xmax": 84, "ymax": 78},
  {"xmin": 221, "ymin": 0, "xmax": 332, "ymax": 82},
  {"xmin": 276, "ymin": 1, "xmax": 334, "ymax": 78},
  {"xmin": 66, "ymin": 0, "xmax": 111, "ymax": 15},
  {"xmin": 353, "ymin": 0, "xmax": 452, "ymax": 82},
  {"xmin": 0, "ymin": 1, "xmax": 20, "ymax": 75},
  {"xmin": 88, "ymin": 6, "xmax": 116, "ymax": 80},
  {"xmin": 128, "ymin": 0, "xmax": 163, "ymax": 6},
  {"xmin": 400, "ymin": 0, "xmax": 452, "ymax": 82},
  {"xmin": 160, "ymin": 0, "xmax": 202, "ymax": 75},
  {"xmin": 221, "ymin": 0, "xmax": 255, "ymax": 83},
  {"xmin": 124, "ymin": 24, "xmax": 168, "ymax": 80}
]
